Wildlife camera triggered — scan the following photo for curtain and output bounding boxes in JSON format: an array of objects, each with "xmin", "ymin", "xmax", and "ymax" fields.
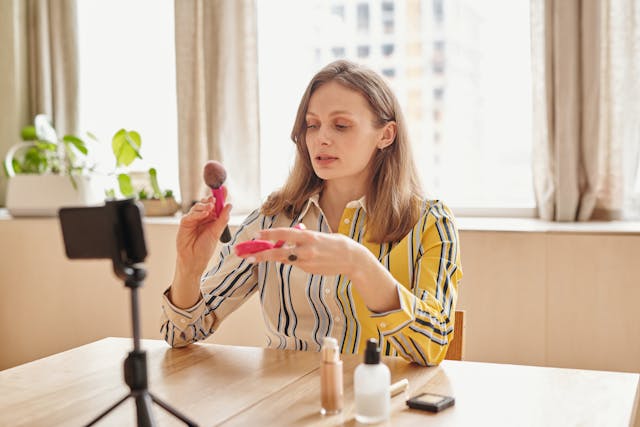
[
  {"xmin": 27, "ymin": 0, "xmax": 79, "ymax": 136},
  {"xmin": 0, "ymin": 0, "xmax": 77, "ymax": 205},
  {"xmin": 531, "ymin": 0, "xmax": 639, "ymax": 221},
  {"xmin": 174, "ymin": 0, "xmax": 260, "ymax": 212}
]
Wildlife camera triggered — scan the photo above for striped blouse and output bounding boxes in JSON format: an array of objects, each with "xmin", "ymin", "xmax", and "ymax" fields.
[{"xmin": 160, "ymin": 194, "xmax": 463, "ymax": 366}]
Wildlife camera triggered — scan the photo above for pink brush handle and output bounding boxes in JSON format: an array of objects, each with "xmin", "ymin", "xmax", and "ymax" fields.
[
  {"xmin": 211, "ymin": 187, "xmax": 225, "ymax": 216},
  {"xmin": 235, "ymin": 224, "xmax": 307, "ymax": 256}
]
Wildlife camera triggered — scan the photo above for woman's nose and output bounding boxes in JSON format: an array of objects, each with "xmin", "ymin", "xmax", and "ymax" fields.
[{"xmin": 317, "ymin": 128, "xmax": 331, "ymax": 145}]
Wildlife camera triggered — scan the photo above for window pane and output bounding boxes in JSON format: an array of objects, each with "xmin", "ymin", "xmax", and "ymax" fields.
[
  {"xmin": 257, "ymin": 0, "xmax": 534, "ymax": 211},
  {"xmin": 77, "ymin": 0, "xmax": 179, "ymax": 199}
]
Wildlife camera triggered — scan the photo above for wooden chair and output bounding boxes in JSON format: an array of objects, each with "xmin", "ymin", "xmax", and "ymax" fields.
[{"xmin": 445, "ymin": 310, "xmax": 465, "ymax": 361}]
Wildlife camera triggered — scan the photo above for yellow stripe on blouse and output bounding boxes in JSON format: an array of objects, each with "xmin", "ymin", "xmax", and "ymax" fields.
[{"xmin": 160, "ymin": 195, "xmax": 463, "ymax": 366}]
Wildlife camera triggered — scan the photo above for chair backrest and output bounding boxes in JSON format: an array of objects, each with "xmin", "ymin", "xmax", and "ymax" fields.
[{"xmin": 445, "ymin": 310, "xmax": 465, "ymax": 361}]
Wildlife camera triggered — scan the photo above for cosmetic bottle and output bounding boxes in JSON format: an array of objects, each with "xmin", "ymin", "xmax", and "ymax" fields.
[
  {"xmin": 320, "ymin": 336, "xmax": 343, "ymax": 415},
  {"xmin": 354, "ymin": 338, "xmax": 390, "ymax": 424}
]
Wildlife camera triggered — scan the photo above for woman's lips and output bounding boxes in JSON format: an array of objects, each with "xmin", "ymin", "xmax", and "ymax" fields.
[{"xmin": 314, "ymin": 155, "xmax": 338, "ymax": 166}]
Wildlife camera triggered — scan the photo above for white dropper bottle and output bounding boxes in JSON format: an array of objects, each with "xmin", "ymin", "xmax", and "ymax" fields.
[{"xmin": 354, "ymin": 338, "xmax": 391, "ymax": 424}]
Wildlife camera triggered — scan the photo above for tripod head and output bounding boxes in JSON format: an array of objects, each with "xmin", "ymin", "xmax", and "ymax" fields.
[{"xmin": 59, "ymin": 198, "xmax": 147, "ymax": 282}]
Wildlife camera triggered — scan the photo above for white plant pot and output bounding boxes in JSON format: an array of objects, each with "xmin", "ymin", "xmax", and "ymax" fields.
[
  {"xmin": 4, "ymin": 142, "xmax": 108, "ymax": 217},
  {"xmin": 5, "ymin": 174, "xmax": 109, "ymax": 217}
]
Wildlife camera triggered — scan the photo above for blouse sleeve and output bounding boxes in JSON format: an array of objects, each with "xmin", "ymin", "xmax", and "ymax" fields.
[
  {"xmin": 369, "ymin": 202, "xmax": 463, "ymax": 365},
  {"xmin": 160, "ymin": 209, "xmax": 263, "ymax": 347}
]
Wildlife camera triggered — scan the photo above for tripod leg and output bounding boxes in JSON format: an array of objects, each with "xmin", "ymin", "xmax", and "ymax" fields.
[
  {"xmin": 135, "ymin": 391, "xmax": 157, "ymax": 427},
  {"xmin": 150, "ymin": 392, "xmax": 199, "ymax": 427},
  {"xmin": 85, "ymin": 393, "xmax": 131, "ymax": 426}
]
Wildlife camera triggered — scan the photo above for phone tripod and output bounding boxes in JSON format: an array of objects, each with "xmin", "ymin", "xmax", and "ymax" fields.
[{"xmin": 85, "ymin": 265, "xmax": 198, "ymax": 427}]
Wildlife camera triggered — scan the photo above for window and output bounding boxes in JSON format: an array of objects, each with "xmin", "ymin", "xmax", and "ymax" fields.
[
  {"xmin": 331, "ymin": 4, "xmax": 345, "ymax": 21},
  {"xmin": 381, "ymin": 44, "xmax": 395, "ymax": 57},
  {"xmin": 357, "ymin": 3, "xmax": 370, "ymax": 32},
  {"xmin": 357, "ymin": 45, "xmax": 371, "ymax": 58},
  {"xmin": 381, "ymin": 1, "xmax": 395, "ymax": 34},
  {"xmin": 257, "ymin": 0, "xmax": 534, "ymax": 213},
  {"xmin": 381, "ymin": 68, "xmax": 396, "ymax": 78},
  {"xmin": 331, "ymin": 46, "xmax": 346, "ymax": 58},
  {"xmin": 76, "ymin": 0, "xmax": 179, "ymax": 199}
]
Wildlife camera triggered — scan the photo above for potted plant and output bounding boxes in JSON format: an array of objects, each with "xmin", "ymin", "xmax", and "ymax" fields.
[
  {"xmin": 3, "ymin": 114, "xmax": 108, "ymax": 216},
  {"xmin": 106, "ymin": 129, "xmax": 180, "ymax": 216}
]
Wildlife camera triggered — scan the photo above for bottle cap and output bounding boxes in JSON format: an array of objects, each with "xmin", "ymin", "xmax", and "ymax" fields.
[
  {"xmin": 364, "ymin": 338, "xmax": 380, "ymax": 364},
  {"xmin": 322, "ymin": 336, "xmax": 339, "ymax": 362}
]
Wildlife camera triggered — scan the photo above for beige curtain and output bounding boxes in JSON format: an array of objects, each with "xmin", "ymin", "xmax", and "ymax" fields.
[
  {"xmin": 0, "ymin": 0, "xmax": 77, "ymax": 205},
  {"xmin": 174, "ymin": 0, "xmax": 260, "ymax": 212},
  {"xmin": 531, "ymin": 0, "xmax": 638, "ymax": 221},
  {"xmin": 27, "ymin": 0, "xmax": 79, "ymax": 136}
]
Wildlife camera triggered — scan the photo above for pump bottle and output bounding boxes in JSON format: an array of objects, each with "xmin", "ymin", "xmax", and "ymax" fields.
[{"xmin": 354, "ymin": 338, "xmax": 391, "ymax": 424}]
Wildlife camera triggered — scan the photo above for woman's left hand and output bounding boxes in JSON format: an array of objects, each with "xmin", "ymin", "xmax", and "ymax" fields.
[{"xmin": 237, "ymin": 227, "xmax": 365, "ymax": 276}]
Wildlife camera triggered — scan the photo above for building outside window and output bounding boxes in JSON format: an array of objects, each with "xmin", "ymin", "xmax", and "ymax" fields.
[{"xmin": 258, "ymin": 0, "xmax": 536, "ymax": 213}]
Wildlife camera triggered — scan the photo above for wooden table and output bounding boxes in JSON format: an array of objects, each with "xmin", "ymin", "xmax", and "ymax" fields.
[{"xmin": 1, "ymin": 338, "xmax": 638, "ymax": 426}]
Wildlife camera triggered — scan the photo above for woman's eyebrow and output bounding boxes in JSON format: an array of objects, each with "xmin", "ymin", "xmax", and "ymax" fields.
[{"xmin": 306, "ymin": 110, "xmax": 355, "ymax": 117}]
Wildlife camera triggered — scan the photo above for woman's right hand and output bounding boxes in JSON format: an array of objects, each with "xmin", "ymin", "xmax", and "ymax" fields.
[{"xmin": 170, "ymin": 188, "xmax": 232, "ymax": 308}]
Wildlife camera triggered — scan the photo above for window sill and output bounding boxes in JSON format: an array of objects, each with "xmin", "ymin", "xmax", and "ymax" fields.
[{"xmin": 2, "ymin": 209, "xmax": 639, "ymax": 235}]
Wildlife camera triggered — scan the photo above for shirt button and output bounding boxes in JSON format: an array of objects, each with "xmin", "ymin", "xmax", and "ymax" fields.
[
  {"xmin": 343, "ymin": 218, "xmax": 350, "ymax": 224},
  {"xmin": 380, "ymin": 322, "xmax": 387, "ymax": 328},
  {"xmin": 335, "ymin": 316, "xmax": 341, "ymax": 323},
  {"xmin": 324, "ymin": 288, "xmax": 330, "ymax": 294},
  {"xmin": 180, "ymin": 318, "xmax": 187, "ymax": 324}
]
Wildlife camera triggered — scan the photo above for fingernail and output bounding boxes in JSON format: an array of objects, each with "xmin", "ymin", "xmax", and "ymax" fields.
[{"xmin": 247, "ymin": 256, "xmax": 256, "ymax": 264}]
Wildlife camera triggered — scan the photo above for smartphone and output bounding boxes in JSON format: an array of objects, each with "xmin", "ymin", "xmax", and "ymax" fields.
[{"xmin": 406, "ymin": 392, "xmax": 455, "ymax": 412}]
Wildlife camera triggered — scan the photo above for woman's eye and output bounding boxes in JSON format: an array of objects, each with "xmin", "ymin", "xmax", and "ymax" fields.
[
  {"xmin": 335, "ymin": 124, "xmax": 349, "ymax": 130},
  {"xmin": 306, "ymin": 123, "xmax": 318, "ymax": 129}
]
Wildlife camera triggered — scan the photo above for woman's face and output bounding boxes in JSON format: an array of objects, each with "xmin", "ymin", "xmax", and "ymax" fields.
[{"xmin": 305, "ymin": 81, "xmax": 392, "ymax": 189}]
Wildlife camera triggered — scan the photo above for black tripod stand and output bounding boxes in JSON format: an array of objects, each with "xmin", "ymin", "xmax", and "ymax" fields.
[
  {"xmin": 85, "ymin": 264, "xmax": 198, "ymax": 427},
  {"xmin": 59, "ymin": 199, "xmax": 198, "ymax": 427}
]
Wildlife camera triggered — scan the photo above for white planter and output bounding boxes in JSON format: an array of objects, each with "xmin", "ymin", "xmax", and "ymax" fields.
[
  {"xmin": 4, "ymin": 142, "xmax": 108, "ymax": 217},
  {"xmin": 5, "ymin": 174, "xmax": 109, "ymax": 216}
]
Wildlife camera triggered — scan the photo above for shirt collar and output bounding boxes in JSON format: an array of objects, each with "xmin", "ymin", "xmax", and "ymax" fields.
[{"xmin": 298, "ymin": 192, "xmax": 367, "ymax": 220}]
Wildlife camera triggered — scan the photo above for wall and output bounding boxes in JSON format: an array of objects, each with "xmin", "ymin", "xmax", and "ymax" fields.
[{"xmin": 1, "ymin": 214, "xmax": 639, "ymax": 373}]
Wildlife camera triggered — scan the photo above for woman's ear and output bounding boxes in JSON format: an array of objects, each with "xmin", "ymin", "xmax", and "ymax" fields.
[{"xmin": 377, "ymin": 121, "xmax": 397, "ymax": 150}]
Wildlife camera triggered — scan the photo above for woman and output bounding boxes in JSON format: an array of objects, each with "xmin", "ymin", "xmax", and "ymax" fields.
[{"xmin": 161, "ymin": 60, "xmax": 462, "ymax": 366}]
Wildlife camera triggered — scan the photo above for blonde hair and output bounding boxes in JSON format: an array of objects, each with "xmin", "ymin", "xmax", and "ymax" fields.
[{"xmin": 262, "ymin": 60, "xmax": 423, "ymax": 243}]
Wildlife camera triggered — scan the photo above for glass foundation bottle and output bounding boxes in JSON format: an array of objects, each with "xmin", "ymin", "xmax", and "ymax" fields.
[{"xmin": 320, "ymin": 336, "xmax": 343, "ymax": 415}]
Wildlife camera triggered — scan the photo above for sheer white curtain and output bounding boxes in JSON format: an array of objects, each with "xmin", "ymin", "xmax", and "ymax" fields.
[
  {"xmin": 174, "ymin": 0, "xmax": 260, "ymax": 212},
  {"xmin": 531, "ymin": 0, "xmax": 639, "ymax": 221}
]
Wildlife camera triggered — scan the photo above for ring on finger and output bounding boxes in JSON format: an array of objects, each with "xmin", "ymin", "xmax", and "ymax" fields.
[{"xmin": 287, "ymin": 246, "xmax": 298, "ymax": 262}]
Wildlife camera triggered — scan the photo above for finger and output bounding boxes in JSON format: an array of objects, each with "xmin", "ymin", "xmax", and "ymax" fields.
[
  {"xmin": 257, "ymin": 227, "xmax": 309, "ymax": 244},
  {"xmin": 190, "ymin": 201, "xmax": 215, "ymax": 214}
]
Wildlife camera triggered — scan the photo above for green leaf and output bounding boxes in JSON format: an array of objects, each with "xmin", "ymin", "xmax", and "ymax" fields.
[
  {"xmin": 105, "ymin": 188, "xmax": 116, "ymax": 199},
  {"xmin": 63, "ymin": 135, "xmax": 88, "ymax": 155},
  {"xmin": 68, "ymin": 174, "xmax": 78, "ymax": 190},
  {"xmin": 34, "ymin": 140, "xmax": 58, "ymax": 152},
  {"xmin": 117, "ymin": 173, "xmax": 134, "ymax": 197},
  {"xmin": 21, "ymin": 125, "xmax": 37, "ymax": 141},
  {"xmin": 23, "ymin": 147, "xmax": 48, "ymax": 173},
  {"xmin": 148, "ymin": 167, "xmax": 164, "ymax": 199},
  {"xmin": 112, "ymin": 129, "xmax": 142, "ymax": 167},
  {"xmin": 86, "ymin": 131, "xmax": 99, "ymax": 142}
]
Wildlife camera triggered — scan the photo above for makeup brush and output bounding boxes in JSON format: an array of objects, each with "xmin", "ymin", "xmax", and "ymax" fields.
[{"xmin": 203, "ymin": 160, "xmax": 232, "ymax": 243}]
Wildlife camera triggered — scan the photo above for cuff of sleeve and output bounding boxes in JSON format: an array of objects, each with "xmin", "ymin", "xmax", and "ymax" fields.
[
  {"xmin": 370, "ymin": 284, "xmax": 416, "ymax": 336},
  {"xmin": 161, "ymin": 287, "xmax": 205, "ymax": 331}
]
